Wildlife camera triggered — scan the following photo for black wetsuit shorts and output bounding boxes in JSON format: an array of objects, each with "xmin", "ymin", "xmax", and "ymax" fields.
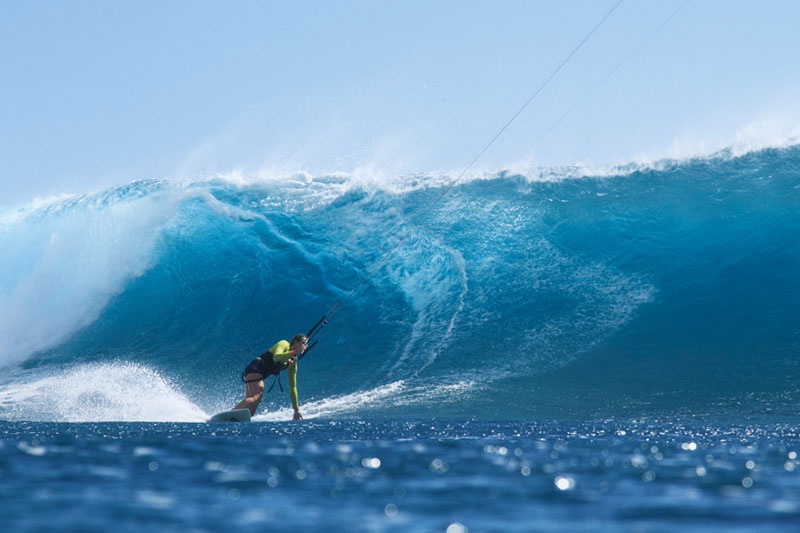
[{"xmin": 242, "ymin": 352, "xmax": 284, "ymax": 381}]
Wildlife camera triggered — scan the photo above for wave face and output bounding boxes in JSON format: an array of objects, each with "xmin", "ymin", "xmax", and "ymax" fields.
[{"xmin": 2, "ymin": 146, "xmax": 799, "ymax": 421}]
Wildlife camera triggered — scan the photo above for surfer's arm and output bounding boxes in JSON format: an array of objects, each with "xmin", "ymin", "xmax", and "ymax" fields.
[
  {"xmin": 287, "ymin": 361, "xmax": 300, "ymax": 412},
  {"xmin": 270, "ymin": 339, "xmax": 302, "ymax": 420}
]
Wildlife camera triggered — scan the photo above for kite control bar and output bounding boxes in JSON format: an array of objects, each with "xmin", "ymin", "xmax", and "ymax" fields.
[{"xmin": 299, "ymin": 314, "xmax": 327, "ymax": 360}]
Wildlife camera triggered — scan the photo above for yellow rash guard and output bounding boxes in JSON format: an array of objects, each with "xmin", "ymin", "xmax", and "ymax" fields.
[{"xmin": 269, "ymin": 340, "xmax": 299, "ymax": 410}]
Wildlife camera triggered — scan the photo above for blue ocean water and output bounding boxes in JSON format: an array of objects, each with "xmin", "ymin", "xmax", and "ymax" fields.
[
  {"xmin": 2, "ymin": 419, "xmax": 800, "ymax": 532},
  {"xmin": 1, "ymin": 145, "xmax": 799, "ymax": 530}
]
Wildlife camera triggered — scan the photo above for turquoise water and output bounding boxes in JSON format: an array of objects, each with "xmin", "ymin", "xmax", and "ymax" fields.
[{"xmin": 1, "ymin": 146, "xmax": 799, "ymax": 530}]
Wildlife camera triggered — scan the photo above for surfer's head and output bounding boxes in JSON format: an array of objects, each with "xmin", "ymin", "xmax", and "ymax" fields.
[{"xmin": 291, "ymin": 334, "xmax": 308, "ymax": 352}]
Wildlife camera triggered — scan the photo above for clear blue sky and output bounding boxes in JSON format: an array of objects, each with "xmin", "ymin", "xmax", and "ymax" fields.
[{"xmin": 2, "ymin": 0, "xmax": 799, "ymax": 206}]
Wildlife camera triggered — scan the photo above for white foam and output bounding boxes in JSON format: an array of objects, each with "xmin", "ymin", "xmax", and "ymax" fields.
[
  {"xmin": 0, "ymin": 362, "xmax": 207, "ymax": 422},
  {"xmin": 253, "ymin": 378, "xmax": 478, "ymax": 421},
  {"xmin": 186, "ymin": 131, "xmax": 800, "ymax": 208}
]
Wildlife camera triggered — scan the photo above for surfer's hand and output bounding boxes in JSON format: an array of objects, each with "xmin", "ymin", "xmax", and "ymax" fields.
[{"xmin": 293, "ymin": 410, "xmax": 303, "ymax": 421}]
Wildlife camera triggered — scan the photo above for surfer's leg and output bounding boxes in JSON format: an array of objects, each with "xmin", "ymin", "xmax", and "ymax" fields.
[{"xmin": 234, "ymin": 373, "xmax": 264, "ymax": 416}]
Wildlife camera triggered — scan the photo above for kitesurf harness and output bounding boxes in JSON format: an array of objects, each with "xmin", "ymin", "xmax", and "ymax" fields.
[{"xmin": 240, "ymin": 351, "xmax": 291, "ymax": 392}]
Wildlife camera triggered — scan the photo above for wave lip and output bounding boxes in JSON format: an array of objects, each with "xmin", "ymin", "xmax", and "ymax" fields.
[{"xmin": 0, "ymin": 181, "xmax": 177, "ymax": 368}]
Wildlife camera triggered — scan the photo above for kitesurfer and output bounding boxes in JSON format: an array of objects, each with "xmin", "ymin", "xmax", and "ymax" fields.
[{"xmin": 234, "ymin": 333, "xmax": 308, "ymax": 419}]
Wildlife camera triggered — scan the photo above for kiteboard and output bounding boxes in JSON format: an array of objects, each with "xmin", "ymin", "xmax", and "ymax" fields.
[{"xmin": 208, "ymin": 409, "xmax": 251, "ymax": 422}]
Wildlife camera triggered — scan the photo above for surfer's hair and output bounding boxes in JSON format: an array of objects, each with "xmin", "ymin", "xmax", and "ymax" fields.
[{"xmin": 291, "ymin": 334, "xmax": 308, "ymax": 345}]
